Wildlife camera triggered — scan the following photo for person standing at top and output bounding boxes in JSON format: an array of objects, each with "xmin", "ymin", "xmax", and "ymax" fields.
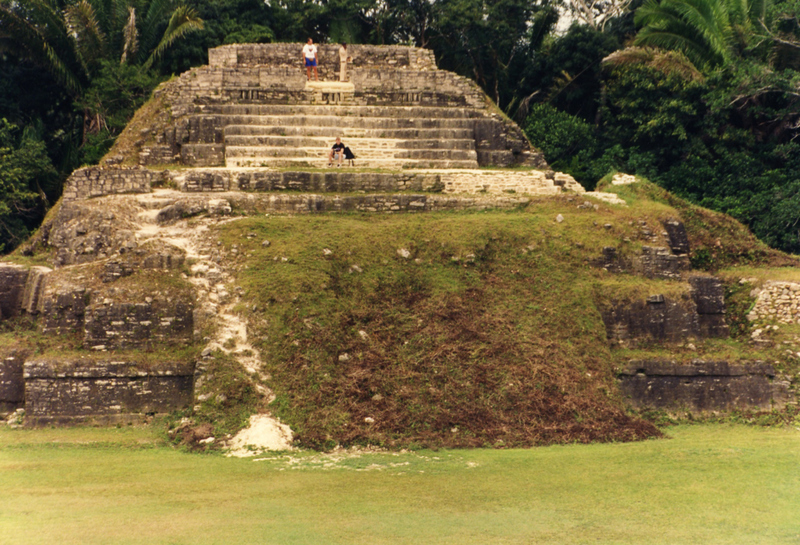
[
  {"xmin": 302, "ymin": 38, "xmax": 319, "ymax": 81},
  {"xmin": 338, "ymin": 43, "xmax": 349, "ymax": 82}
]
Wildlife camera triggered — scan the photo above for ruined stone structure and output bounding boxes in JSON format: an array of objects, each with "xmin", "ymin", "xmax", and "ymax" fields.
[
  {"xmin": 0, "ymin": 44, "xmax": 794, "ymax": 430},
  {"xmin": 133, "ymin": 44, "xmax": 544, "ymax": 170},
  {"xmin": 24, "ymin": 360, "xmax": 194, "ymax": 426},
  {"xmin": 617, "ymin": 360, "xmax": 793, "ymax": 412},
  {"xmin": 602, "ymin": 275, "xmax": 729, "ymax": 346},
  {"xmin": 748, "ymin": 281, "xmax": 800, "ymax": 324}
]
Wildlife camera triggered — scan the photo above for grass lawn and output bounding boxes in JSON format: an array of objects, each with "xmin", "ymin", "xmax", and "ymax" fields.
[{"xmin": 1, "ymin": 424, "xmax": 798, "ymax": 544}]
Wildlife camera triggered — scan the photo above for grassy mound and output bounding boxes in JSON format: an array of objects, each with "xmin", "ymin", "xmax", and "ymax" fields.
[
  {"xmin": 217, "ymin": 197, "xmax": 678, "ymax": 449},
  {"xmin": 208, "ymin": 179, "xmax": 800, "ymax": 449}
]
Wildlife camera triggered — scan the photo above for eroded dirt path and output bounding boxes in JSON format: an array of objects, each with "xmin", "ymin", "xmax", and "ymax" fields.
[{"xmin": 134, "ymin": 190, "xmax": 293, "ymax": 454}]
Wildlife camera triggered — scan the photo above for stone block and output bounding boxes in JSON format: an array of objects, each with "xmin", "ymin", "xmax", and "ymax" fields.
[
  {"xmin": 62, "ymin": 166, "xmax": 154, "ymax": 201},
  {"xmin": 689, "ymin": 275, "xmax": 726, "ymax": 314},
  {"xmin": 617, "ymin": 359, "xmax": 794, "ymax": 411},
  {"xmin": 23, "ymin": 360, "xmax": 195, "ymax": 424},
  {"xmin": 83, "ymin": 299, "xmax": 193, "ymax": 350},
  {"xmin": 663, "ymin": 219, "xmax": 690, "ymax": 255},
  {"xmin": 0, "ymin": 263, "xmax": 30, "ymax": 320},
  {"xmin": 0, "ymin": 353, "xmax": 26, "ymax": 414},
  {"xmin": 603, "ymin": 295, "xmax": 699, "ymax": 345},
  {"xmin": 632, "ymin": 246, "xmax": 690, "ymax": 280},
  {"xmin": 41, "ymin": 288, "xmax": 89, "ymax": 336},
  {"xmin": 21, "ymin": 266, "xmax": 50, "ymax": 314}
]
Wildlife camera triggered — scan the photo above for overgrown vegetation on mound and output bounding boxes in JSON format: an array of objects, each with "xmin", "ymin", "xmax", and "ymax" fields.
[
  {"xmin": 204, "ymin": 184, "xmax": 800, "ymax": 449},
  {"xmin": 601, "ymin": 179, "xmax": 798, "ymax": 271},
  {"xmin": 216, "ymin": 199, "xmax": 680, "ymax": 449}
]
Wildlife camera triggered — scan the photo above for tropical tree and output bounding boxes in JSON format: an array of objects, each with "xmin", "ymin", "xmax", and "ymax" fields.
[
  {"xmin": 0, "ymin": 118, "xmax": 57, "ymax": 252},
  {"xmin": 0, "ymin": 0, "xmax": 202, "ymax": 162},
  {"xmin": 430, "ymin": 0, "xmax": 559, "ymax": 108},
  {"xmin": 0, "ymin": 0, "xmax": 203, "ymax": 97},
  {"xmin": 633, "ymin": 0, "xmax": 772, "ymax": 69}
]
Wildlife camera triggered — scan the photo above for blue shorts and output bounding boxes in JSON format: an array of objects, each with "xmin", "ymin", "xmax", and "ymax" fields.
[{"xmin": 305, "ymin": 58, "xmax": 317, "ymax": 67}]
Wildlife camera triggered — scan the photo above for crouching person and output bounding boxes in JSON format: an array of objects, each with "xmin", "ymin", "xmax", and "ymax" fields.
[{"xmin": 328, "ymin": 137, "xmax": 345, "ymax": 167}]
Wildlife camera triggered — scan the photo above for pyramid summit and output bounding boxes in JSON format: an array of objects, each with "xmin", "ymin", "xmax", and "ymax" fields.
[{"xmin": 122, "ymin": 43, "xmax": 545, "ymax": 170}]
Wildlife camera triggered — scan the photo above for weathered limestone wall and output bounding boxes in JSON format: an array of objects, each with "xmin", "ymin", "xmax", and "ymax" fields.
[
  {"xmin": 83, "ymin": 299, "xmax": 193, "ymax": 351},
  {"xmin": 592, "ymin": 219, "xmax": 692, "ymax": 279},
  {"xmin": 603, "ymin": 275, "xmax": 729, "ymax": 345},
  {"xmin": 161, "ymin": 168, "xmax": 583, "ymax": 195},
  {"xmin": 0, "ymin": 263, "xmax": 51, "ymax": 319},
  {"xmin": 438, "ymin": 170, "xmax": 583, "ymax": 195},
  {"xmin": 36, "ymin": 270, "xmax": 194, "ymax": 350},
  {"xmin": 617, "ymin": 360, "xmax": 794, "ymax": 411},
  {"xmin": 594, "ymin": 246, "xmax": 690, "ymax": 280},
  {"xmin": 209, "ymin": 43, "xmax": 437, "ymax": 71},
  {"xmin": 23, "ymin": 360, "xmax": 194, "ymax": 425},
  {"xmin": 169, "ymin": 169, "xmax": 443, "ymax": 193},
  {"xmin": 47, "ymin": 197, "xmax": 141, "ymax": 267},
  {"xmin": 61, "ymin": 166, "xmax": 157, "ymax": 202},
  {"xmin": 0, "ymin": 351, "xmax": 27, "ymax": 414},
  {"xmin": 748, "ymin": 281, "xmax": 800, "ymax": 324},
  {"xmin": 0, "ymin": 263, "xmax": 29, "ymax": 319},
  {"xmin": 153, "ymin": 193, "xmax": 535, "ymax": 220},
  {"xmin": 40, "ymin": 287, "xmax": 89, "ymax": 336},
  {"xmin": 101, "ymin": 241, "xmax": 186, "ymax": 283}
]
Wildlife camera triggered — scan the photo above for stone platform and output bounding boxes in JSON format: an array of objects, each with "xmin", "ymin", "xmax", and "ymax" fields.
[{"xmin": 124, "ymin": 43, "xmax": 545, "ymax": 170}]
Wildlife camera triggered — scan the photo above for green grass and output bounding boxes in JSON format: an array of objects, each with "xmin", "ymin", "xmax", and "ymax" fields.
[
  {"xmin": 0, "ymin": 424, "xmax": 798, "ymax": 544},
  {"xmin": 208, "ymin": 199, "xmax": 800, "ymax": 448},
  {"xmin": 217, "ymin": 208, "xmax": 668, "ymax": 448}
]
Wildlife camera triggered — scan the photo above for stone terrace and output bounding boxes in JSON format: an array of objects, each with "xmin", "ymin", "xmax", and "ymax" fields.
[{"xmin": 133, "ymin": 43, "xmax": 545, "ymax": 171}]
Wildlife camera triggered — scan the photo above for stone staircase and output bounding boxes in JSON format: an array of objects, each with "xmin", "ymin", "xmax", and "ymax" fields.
[
  {"xmin": 136, "ymin": 44, "xmax": 545, "ymax": 170},
  {"xmin": 220, "ymin": 101, "xmax": 481, "ymax": 168}
]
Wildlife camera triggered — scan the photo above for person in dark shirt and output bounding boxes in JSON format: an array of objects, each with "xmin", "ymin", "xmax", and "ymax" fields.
[{"xmin": 328, "ymin": 137, "xmax": 346, "ymax": 167}]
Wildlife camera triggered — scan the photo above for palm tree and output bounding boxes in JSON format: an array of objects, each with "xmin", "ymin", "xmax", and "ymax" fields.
[
  {"xmin": 603, "ymin": 46, "xmax": 705, "ymax": 81},
  {"xmin": 0, "ymin": 0, "xmax": 203, "ymax": 97},
  {"xmin": 633, "ymin": 0, "xmax": 770, "ymax": 70}
]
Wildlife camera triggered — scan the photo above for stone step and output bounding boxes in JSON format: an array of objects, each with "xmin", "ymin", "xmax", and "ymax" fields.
[
  {"xmin": 165, "ymin": 167, "xmax": 584, "ymax": 196},
  {"xmin": 224, "ymin": 156, "xmax": 479, "ymax": 169},
  {"xmin": 223, "ymin": 135, "xmax": 477, "ymax": 151},
  {"xmin": 223, "ymin": 125, "xmax": 476, "ymax": 140},
  {"xmin": 174, "ymin": 170, "xmax": 444, "ymax": 193},
  {"xmin": 218, "ymin": 114, "xmax": 477, "ymax": 130},
  {"xmin": 203, "ymin": 104, "xmax": 486, "ymax": 119},
  {"xmin": 225, "ymin": 146, "xmax": 478, "ymax": 161}
]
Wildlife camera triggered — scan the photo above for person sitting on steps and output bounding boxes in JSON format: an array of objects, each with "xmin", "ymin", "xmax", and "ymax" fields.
[{"xmin": 328, "ymin": 137, "xmax": 346, "ymax": 167}]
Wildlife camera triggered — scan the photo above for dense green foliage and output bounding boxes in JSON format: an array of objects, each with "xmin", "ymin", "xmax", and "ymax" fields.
[
  {"xmin": 0, "ymin": 0, "xmax": 203, "ymax": 250},
  {"xmin": 2, "ymin": 0, "xmax": 800, "ymax": 254},
  {"xmin": 0, "ymin": 119, "xmax": 56, "ymax": 252},
  {"xmin": 526, "ymin": 48, "xmax": 800, "ymax": 252}
]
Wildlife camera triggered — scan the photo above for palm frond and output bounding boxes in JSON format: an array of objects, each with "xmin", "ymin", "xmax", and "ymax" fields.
[
  {"xmin": 120, "ymin": 6, "xmax": 138, "ymax": 65},
  {"xmin": 65, "ymin": 0, "xmax": 107, "ymax": 69},
  {"xmin": 139, "ymin": 0, "xmax": 179, "ymax": 56},
  {"xmin": 635, "ymin": 0, "xmax": 731, "ymax": 68},
  {"xmin": 0, "ymin": 0, "xmax": 85, "ymax": 94},
  {"xmin": 142, "ymin": 5, "xmax": 203, "ymax": 70},
  {"xmin": 603, "ymin": 46, "xmax": 705, "ymax": 81}
]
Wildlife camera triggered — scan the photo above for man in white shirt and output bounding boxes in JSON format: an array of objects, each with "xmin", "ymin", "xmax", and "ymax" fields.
[{"xmin": 302, "ymin": 38, "xmax": 319, "ymax": 81}]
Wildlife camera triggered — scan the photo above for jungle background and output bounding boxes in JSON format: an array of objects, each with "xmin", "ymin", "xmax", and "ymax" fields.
[{"xmin": 2, "ymin": 0, "xmax": 800, "ymax": 258}]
